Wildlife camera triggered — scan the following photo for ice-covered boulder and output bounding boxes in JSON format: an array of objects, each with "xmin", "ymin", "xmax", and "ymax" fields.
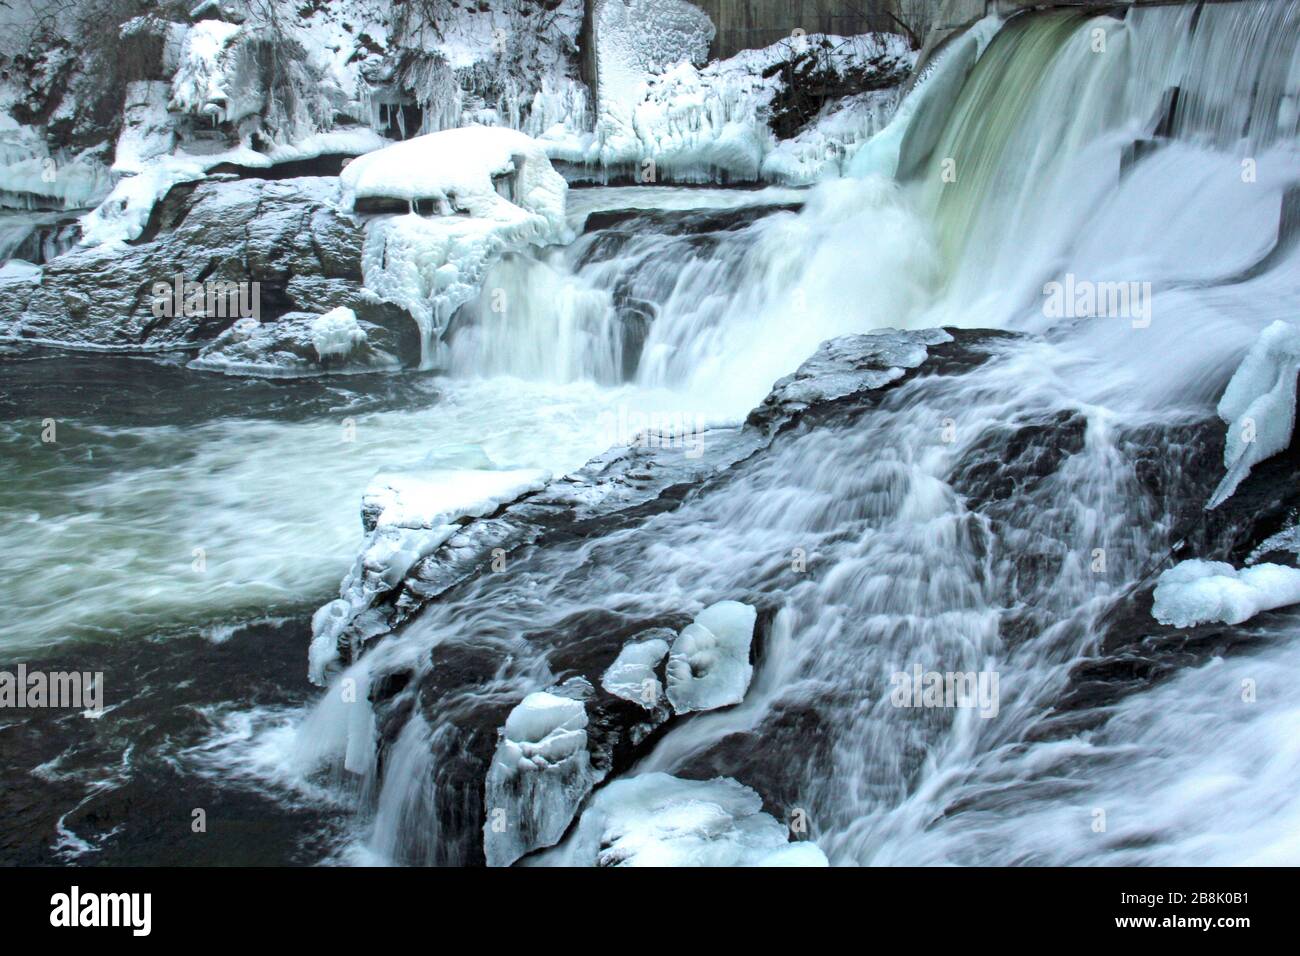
[
  {"xmin": 1209, "ymin": 320, "xmax": 1300, "ymax": 509},
  {"xmin": 601, "ymin": 632, "xmax": 673, "ymax": 709},
  {"xmin": 310, "ymin": 306, "xmax": 368, "ymax": 360},
  {"xmin": 665, "ymin": 600, "xmax": 757, "ymax": 714},
  {"xmin": 483, "ymin": 689, "xmax": 601, "ymax": 867},
  {"xmin": 538, "ymin": 772, "xmax": 828, "ymax": 867},
  {"xmin": 188, "ymin": 307, "xmax": 395, "ymax": 377},
  {"xmin": 308, "ymin": 466, "xmax": 550, "ymax": 684},
  {"xmin": 2, "ymin": 176, "xmax": 419, "ymax": 354},
  {"xmin": 340, "ymin": 126, "xmax": 571, "ymax": 367},
  {"xmin": 1152, "ymin": 559, "xmax": 1300, "ymax": 628}
]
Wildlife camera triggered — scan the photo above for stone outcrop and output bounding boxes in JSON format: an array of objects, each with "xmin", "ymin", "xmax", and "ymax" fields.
[{"xmin": 0, "ymin": 175, "xmax": 419, "ymax": 363}]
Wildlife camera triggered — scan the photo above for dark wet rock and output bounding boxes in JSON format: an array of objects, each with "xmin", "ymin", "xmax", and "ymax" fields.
[
  {"xmin": 580, "ymin": 202, "xmax": 803, "ymax": 236},
  {"xmin": 950, "ymin": 409, "xmax": 1088, "ymax": 507}
]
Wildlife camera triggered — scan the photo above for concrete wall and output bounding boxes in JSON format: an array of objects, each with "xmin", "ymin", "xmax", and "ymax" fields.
[
  {"xmin": 688, "ymin": 0, "xmax": 912, "ymax": 59},
  {"xmin": 685, "ymin": 0, "xmax": 1255, "ymax": 65}
]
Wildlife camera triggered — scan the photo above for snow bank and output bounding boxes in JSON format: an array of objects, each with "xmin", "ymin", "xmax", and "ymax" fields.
[
  {"xmin": 484, "ymin": 689, "xmax": 601, "ymax": 867},
  {"xmin": 541, "ymin": 772, "xmax": 828, "ymax": 867},
  {"xmin": 308, "ymin": 465, "xmax": 550, "ymax": 684},
  {"xmin": 665, "ymin": 600, "xmax": 756, "ymax": 713},
  {"xmin": 342, "ymin": 125, "xmax": 571, "ymax": 366},
  {"xmin": 601, "ymin": 632, "xmax": 672, "ymax": 708},
  {"xmin": 1152, "ymin": 559, "xmax": 1300, "ymax": 628},
  {"xmin": 1209, "ymin": 320, "xmax": 1300, "ymax": 509}
]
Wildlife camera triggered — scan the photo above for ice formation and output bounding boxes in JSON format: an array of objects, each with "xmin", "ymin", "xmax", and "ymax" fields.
[
  {"xmin": 539, "ymin": 772, "xmax": 828, "ymax": 867},
  {"xmin": 341, "ymin": 125, "xmax": 572, "ymax": 366},
  {"xmin": 601, "ymin": 632, "xmax": 672, "ymax": 708},
  {"xmin": 310, "ymin": 306, "xmax": 367, "ymax": 359},
  {"xmin": 1152, "ymin": 559, "xmax": 1300, "ymax": 628},
  {"xmin": 0, "ymin": 120, "xmax": 114, "ymax": 211},
  {"xmin": 308, "ymin": 466, "xmax": 550, "ymax": 684},
  {"xmin": 114, "ymin": 82, "xmax": 179, "ymax": 175},
  {"xmin": 848, "ymin": 16, "xmax": 1003, "ymax": 181},
  {"xmin": 170, "ymin": 19, "xmax": 253, "ymax": 124},
  {"xmin": 1208, "ymin": 320, "xmax": 1300, "ymax": 509},
  {"xmin": 665, "ymin": 599, "xmax": 757, "ymax": 714},
  {"xmin": 483, "ymin": 689, "xmax": 601, "ymax": 867},
  {"xmin": 544, "ymin": 27, "xmax": 914, "ymax": 183}
]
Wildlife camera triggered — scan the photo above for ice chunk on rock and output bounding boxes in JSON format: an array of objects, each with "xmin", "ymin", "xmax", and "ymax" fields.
[
  {"xmin": 540, "ymin": 772, "xmax": 828, "ymax": 867},
  {"xmin": 1152, "ymin": 559, "xmax": 1300, "ymax": 628},
  {"xmin": 601, "ymin": 631, "xmax": 672, "ymax": 709},
  {"xmin": 1209, "ymin": 320, "xmax": 1300, "ymax": 509},
  {"xmin": 484, "ymin": 690, "xmax": 600, "ymax": 867},
  {"xmin": 311, "ymin": 307, "xmax": 366, "ymax": 360},
  {"xmin": 666, "ymin": 600, "xmax": 757, "ymax": 714}
]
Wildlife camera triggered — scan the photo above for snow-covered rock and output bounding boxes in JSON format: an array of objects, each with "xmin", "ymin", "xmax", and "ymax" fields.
[
  {"xmin": 665, "ymin": 600, "xmax": 757, "ymax": 714},
  {"xmin": 1152, "ymin": 559, "xmax": 1300, "ymax": 628},
  {"xmin": 188, "ymin": 307, "xmax": 395, "ymax": 377},
  {"xmin": 601, "ymin": 632, "xmax": 673, "ymax": 708},
  {"xmin": 538, "ymin": 772, "xmax": 828, "ymax": 867},
  {"xmin": 1208, "ymin": 320, "xmax": 1300, "ymax": 509},
  {"xmin": 170, "ymin": 19, "xmax": 253, "ymax": 124},
  {"xmin": 483, "ymin": 689, "xmax": 601, "ymax": 867},
  {"xmin": 761, "ymin": 89, "xmax": 901, "ymax": 185},
  {"xmin": 2, "ymin": 176, "xmax": 416, "ymax": 351},
  {"xmin": 342, "ymin": 125, "xmax": 571, "ymax": 366}
]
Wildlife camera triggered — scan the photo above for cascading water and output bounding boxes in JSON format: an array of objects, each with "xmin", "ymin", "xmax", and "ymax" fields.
[{"xmin": 276, "ymin": 0, "xmax": 1300, "ymax": 866}]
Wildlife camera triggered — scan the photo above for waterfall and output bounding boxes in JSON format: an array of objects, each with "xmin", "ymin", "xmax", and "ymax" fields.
[{"xmin": 290, "ymin": 0, "xmax": 1300, "ymax": 866}]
